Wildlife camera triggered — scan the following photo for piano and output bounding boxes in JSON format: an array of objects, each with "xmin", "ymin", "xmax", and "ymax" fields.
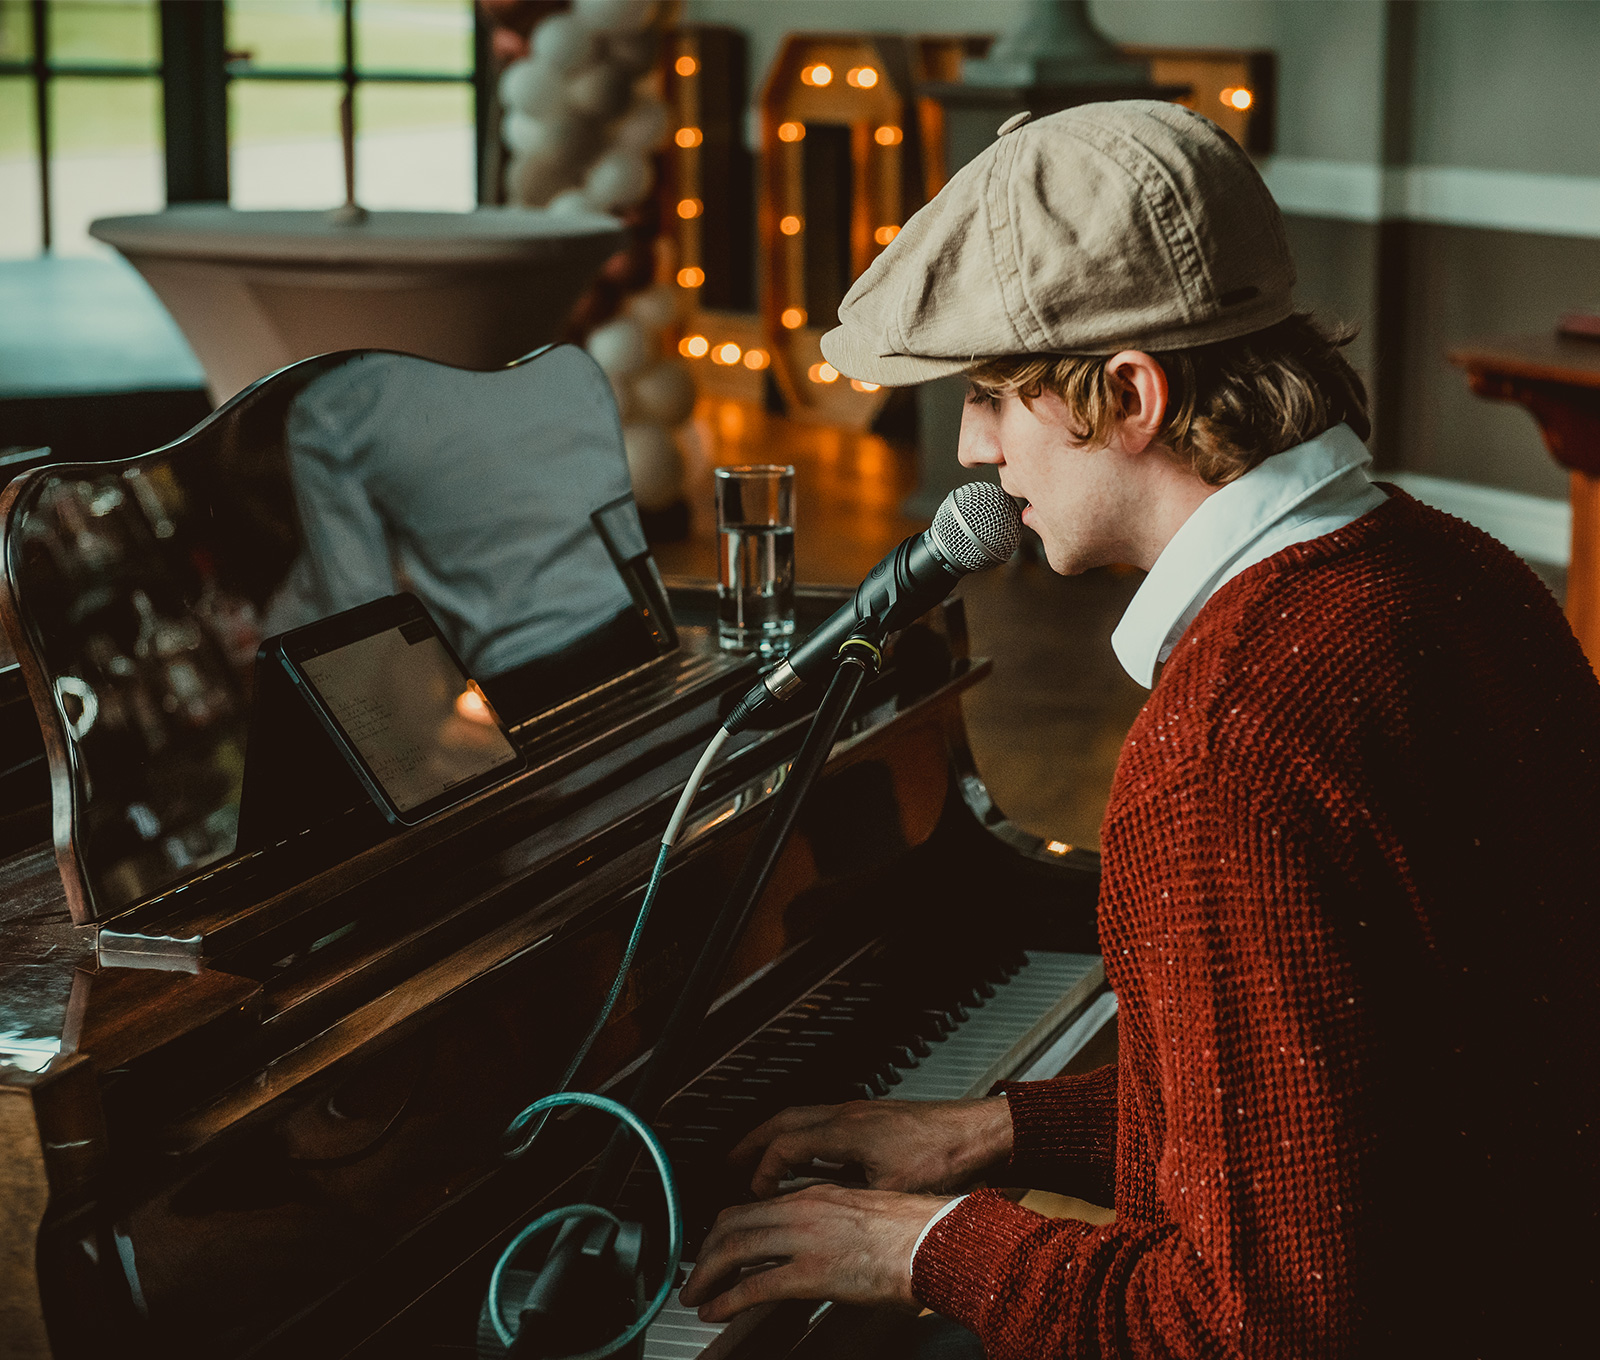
[{"xmin": 0, "ymin": 344, "xmax": 1114, "ymax": 1359}]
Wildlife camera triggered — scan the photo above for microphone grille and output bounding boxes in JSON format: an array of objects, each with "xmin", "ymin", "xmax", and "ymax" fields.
[{"xmin": 930, "ymin": 481, "xmax": 1022, "ymax": 572}]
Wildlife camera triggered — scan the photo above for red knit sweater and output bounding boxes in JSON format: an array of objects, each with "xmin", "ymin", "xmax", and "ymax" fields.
[{"xmin": 914, "ymin": 493, "xmax": 1600, "ymax": 1356}]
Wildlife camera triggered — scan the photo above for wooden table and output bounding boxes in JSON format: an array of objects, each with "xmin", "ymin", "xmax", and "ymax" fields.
[{"xmin": 1450, "ymin": 334, "xmax": 1600, "ymax": 669}]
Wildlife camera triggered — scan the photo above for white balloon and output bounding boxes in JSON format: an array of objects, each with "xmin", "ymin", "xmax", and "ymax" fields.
[
  {"xmin": 583, "ymin": 149, "xmax": 652, "ymax": 210},
  {"xmin": 630, "ymin": 359, "xmax": 697, "ymax": 428},
  {"xmin": 565, "ymin": 62, "xmax": 633, "ymax": 120},
  {"xmin": 612, "ymin": 95, "xmax": 669, "ymax": 151},
  {"xmin": 624, "ymin": 283, "xmax": 678, "ymax": 331},
  {"xmin": 623, "ymin": 422, "xmax": 685, "ymax": 511},
  {"xmin": 531, "ymin": 13, "xmax": 596, "ymax": 72},
  {"xmin": 587, "ymin": 316, "xmax": 651, "ymax": 379},
  {"xmin": 545, "ymin": 187, "xmax": 597, "ymax": 216},
  {"xmin": 501, "ymin": 110, "xmax": 558, "ymax": 157},
  {"xmin": 572, "ymin": 0, "xmax": 657, "ymax": 34},
  {"xmin": 498, "ymin": 58, "xmax": 535, "ymax": 110},
  {"xmin": 499, "ymin": 55, "xmax": 566, "ymax": 118}
]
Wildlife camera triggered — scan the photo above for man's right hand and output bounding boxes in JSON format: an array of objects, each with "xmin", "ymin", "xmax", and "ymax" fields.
[{"xmin": 730, "ymin": 1096, "xmax": 1013, "ymax": 1199}]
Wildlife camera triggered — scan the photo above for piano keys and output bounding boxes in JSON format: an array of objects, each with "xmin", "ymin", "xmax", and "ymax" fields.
[{"xmin": 638, "ymin": 949, "xmax": 1114, "ymax": 1360}]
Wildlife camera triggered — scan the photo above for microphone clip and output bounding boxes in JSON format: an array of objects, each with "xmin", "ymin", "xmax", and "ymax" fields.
[
  {"xmin": 835, "ymin": 631, "xmax": 884, "ymax": 675},
  {"xmin": 724, "ymin": 625, "xmax": 885, "ymax": 735}
]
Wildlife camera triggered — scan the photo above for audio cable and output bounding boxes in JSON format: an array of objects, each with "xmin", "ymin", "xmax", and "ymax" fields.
[
  {"xmin": 486, "ymin": 1093, "xmax": 681, "ymax": 1358},
  {"xmin": 502, "ymin": 726, "xmax": 732, "ymax": 1161}
]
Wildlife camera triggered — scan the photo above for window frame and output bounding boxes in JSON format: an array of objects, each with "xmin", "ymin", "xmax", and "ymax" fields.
[{"xmin": 0, "ymin": 0, "xmax": 492, "ymax": 254}]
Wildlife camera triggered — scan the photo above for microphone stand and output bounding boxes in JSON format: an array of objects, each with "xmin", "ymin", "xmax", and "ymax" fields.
[{"xmin": 494, "ymin": 637, "xmax": 884, "ymax": 1359}]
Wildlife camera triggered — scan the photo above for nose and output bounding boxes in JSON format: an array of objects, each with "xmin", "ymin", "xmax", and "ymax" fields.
[{"xmin": 957, "ymin": 399, "xmax": 1003, "ymax": 470}]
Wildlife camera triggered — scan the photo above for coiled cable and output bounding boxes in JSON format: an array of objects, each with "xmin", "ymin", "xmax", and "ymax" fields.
[{"xmin": 486, "ymin": 1092, "xmax": 682, "ymax": 1357}]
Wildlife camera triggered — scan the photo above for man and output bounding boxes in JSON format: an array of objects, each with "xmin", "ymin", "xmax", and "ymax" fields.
[{"xmin": 678, "ymin": 102, "xmax": 1599, "ymax": 1355}]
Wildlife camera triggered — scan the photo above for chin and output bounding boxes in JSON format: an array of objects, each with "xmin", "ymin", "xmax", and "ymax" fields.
[{"xmin": 1039, "ymin": 539, "xmax": 1091, "ymax": 577}]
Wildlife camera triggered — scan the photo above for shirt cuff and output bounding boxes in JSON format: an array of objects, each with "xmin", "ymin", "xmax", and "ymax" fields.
[{"xmin": 910, "ymin": 1195, "xmax": 967, "ymax": 1267}]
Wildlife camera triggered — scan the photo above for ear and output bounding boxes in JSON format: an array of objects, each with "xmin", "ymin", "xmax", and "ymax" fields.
[{"xmin": 1104, "ymin": 351, "xmax": 1168, "ymax": 454}]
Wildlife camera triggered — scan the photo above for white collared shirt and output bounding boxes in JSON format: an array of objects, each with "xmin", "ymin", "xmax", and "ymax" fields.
[{"xmin": 1111, "ymin": 423, "xmax": 1387, "ymax": 688}]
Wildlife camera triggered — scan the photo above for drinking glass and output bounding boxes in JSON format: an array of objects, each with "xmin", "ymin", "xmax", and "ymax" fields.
[{"xmin": 714, "ymin": 464, "xmax": 795, "ymax": 655}]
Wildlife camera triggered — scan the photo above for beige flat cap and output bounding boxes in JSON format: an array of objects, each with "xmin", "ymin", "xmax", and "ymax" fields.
[{"xmin": 820, "ymin": 100, "xmax": 1295, "ymax": 386}]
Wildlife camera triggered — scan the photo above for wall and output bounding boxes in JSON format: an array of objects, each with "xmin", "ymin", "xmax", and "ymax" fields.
[
  {"xmin": 1406, "ymin": 0, "xmax": 1600, "ymax": 176},
  {"xmin": 684, "ymin": 0, "xmax": 1600, "ymax": 501}
]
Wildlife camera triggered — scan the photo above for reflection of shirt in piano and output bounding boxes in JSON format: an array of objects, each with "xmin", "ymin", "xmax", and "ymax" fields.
[{"xmin": 263, "ymin": 346, "xmax": 639, "ymax": 680}]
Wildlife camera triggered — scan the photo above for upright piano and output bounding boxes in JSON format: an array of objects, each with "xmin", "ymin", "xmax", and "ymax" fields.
[{"xmin": 0, "ymin": 344, "xmax": 1114, "ymax": 1359}]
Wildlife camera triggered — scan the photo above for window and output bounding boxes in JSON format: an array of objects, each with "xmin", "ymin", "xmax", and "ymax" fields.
[
  {"xmin": 227, "ymin": 0, "xmax": 477, "ymax": 211},
  {"xmin": 0, "ymin": 0, "xmax": 486, "ymax": 259},
  {"xmin": 1, "ymin": 0, "xmax": 164, "ymax": 256}
]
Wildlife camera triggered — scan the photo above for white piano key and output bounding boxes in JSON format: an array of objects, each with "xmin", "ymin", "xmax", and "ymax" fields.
[{"xmin": 890, "ymin": 951, "xmax": 1105, "ymax": 1101}]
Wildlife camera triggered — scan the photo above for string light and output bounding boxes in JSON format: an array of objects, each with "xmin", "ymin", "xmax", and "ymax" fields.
[
  {"xmin": 808, "ymin": 362, "xmax": 840, "ymax": 384},
  {"xmin": 679, "ymin": 334, "xmax": 709, "ymax": 358},
  {"xmin": 874, "ymin": 225, "xmax": 899, "ymax": 245},
  {"xmin": 781, "ymin": 307, "xmax": 806, "ymax": 329},
  {"xmin": 743, "ymin": 349, "xmax": 770, "ymax": 370},
  {"xmin": 801, "ymin": 63, "xmax": 833, "ymax": 87},
  {"xmin": 675, "ymin": 126, "xmax": 702, "ymax": 148},
  {"xmin": 777, "ymin": 121, "xmax": 805, "ymax": 143},
  {"xmin": 1220, "ymin": 87, "xmax": 1253, "ymax": 110},
  {"xmin": 676, "ymin": 266, "xmax": 704, "ymax": 288},
  {"xmin": 847, "ymin": 67, "xmax": 879, "ymax": 89},
  {"xmin": 677, "ymin": 198, "xmax": 702, "ymax": 219},
  {"xmin": 712, "ymin": 342, "xmax": 742, "ymax": 365},
  {"xmin": 850, "ymin": 379, "xmax": 881, "ymax": 393},
  {"xmin": 874, "ymin": 125, "xmax": 902, "ymax": 146},
  {"xmin": 675, "ymin": 55, "xmax": 698, "ymax": 77},
  {"xmin": 779, "ymin": 215, "xmax": 802, "ymax": 236}
]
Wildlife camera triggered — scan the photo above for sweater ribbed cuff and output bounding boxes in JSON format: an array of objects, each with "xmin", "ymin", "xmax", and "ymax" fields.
[
  {"xmin": 911, "ymin": 1188, "xmax": 1094, "ymax": 1327},
  {"xmin": 999, "ymin": 1062, "xmax": 1118, "ymax": 1190}
]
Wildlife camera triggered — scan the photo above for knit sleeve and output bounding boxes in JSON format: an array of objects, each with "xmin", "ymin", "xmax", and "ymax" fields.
[
  {"xmin": 915, "ymin": 760, "xmax": 1378, "ymax": 1358},
  {"xmin": 995, "ymin": 1063, "xmax": 1117, "ymax": 1202}
]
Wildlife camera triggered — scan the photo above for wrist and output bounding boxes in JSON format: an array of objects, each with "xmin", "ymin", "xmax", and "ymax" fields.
[{"xmin": 953, "ymin": 1096, "xmax": 1013, "ymax": 1180}]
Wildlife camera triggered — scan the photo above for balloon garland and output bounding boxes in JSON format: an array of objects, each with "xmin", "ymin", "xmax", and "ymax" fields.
[{"xmin": 499, "ymin": 0, "xmax": 693, "ymax": 527}]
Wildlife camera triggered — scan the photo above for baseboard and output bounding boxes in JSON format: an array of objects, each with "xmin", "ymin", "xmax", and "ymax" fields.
[{"xmin": 1383, "ymin": 472, "xmax": 1570, "ymax": 566}]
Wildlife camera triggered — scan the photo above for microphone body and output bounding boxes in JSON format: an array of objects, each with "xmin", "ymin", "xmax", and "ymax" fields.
[{"xmin": 724, "ymin": 481, "xmax": 1022, "ymax": 732}]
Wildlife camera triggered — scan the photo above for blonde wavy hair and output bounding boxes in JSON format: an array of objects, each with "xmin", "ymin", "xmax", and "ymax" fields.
[{"xmin": 965, "ymin": 312, "xmax": 1371, "ymax": 487}]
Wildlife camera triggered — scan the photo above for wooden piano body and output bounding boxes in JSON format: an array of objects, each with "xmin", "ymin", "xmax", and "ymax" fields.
[{"xmin": 0, "ymin": 347, "xmax": 1113, "ymax": 1359}]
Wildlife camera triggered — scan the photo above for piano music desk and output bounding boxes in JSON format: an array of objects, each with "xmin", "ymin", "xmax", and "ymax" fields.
[{"xmin": 1451, "ymin": 334, "xmax": 1600, "ymax": 668}]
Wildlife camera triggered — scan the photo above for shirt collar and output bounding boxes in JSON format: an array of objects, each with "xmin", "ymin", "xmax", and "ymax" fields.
[{"xmin": 1111, "ymin": 423, "xmax": 1380, "ymax": 688}]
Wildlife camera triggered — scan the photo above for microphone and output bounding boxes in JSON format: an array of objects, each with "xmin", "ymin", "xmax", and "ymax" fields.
[{"xmin": 723, "ymin": 481, "xmax": 1022, "ymax": 732}]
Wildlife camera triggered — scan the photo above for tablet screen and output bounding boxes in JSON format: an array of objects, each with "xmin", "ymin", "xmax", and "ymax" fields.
[{"xmin": 297, "ymin": 616, "xmax": 521, "ymax": 815}]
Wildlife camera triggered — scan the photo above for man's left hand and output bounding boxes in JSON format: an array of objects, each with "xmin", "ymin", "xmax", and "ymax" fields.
[{"xmin": 678, "ymin": 1185, "xmax": 952, "ymax": 1323}]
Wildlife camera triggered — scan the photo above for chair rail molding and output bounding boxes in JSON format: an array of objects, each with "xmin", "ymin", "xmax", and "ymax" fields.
[
  {"xmin": 1260, "ymin": 158, "xmax": 1600, "ymax": 240},
  {"xmin": 1385, "ymin": 471, "xmax": 1571, "ymax": 567}
]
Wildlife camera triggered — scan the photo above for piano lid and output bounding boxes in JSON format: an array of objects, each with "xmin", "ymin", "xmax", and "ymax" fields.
[{"xmin": 0, "ymin": 344, "xmax": 675, "ymax": 923}]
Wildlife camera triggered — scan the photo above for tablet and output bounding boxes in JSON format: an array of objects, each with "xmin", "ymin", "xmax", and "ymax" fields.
[{"xmin": 267, "ymin": 594, "xmax": 526, "ymax": 827}]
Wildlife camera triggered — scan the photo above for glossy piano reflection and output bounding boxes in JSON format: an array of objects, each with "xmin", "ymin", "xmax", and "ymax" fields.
[{"xmin": 0, "ymin": 345, "xmax": 671, "ymax": 919}]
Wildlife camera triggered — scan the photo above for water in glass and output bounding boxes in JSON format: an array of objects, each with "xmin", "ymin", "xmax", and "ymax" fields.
[{"xmin": 718, "ymin": 523, "xmax": 795, "ymax": 655}]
